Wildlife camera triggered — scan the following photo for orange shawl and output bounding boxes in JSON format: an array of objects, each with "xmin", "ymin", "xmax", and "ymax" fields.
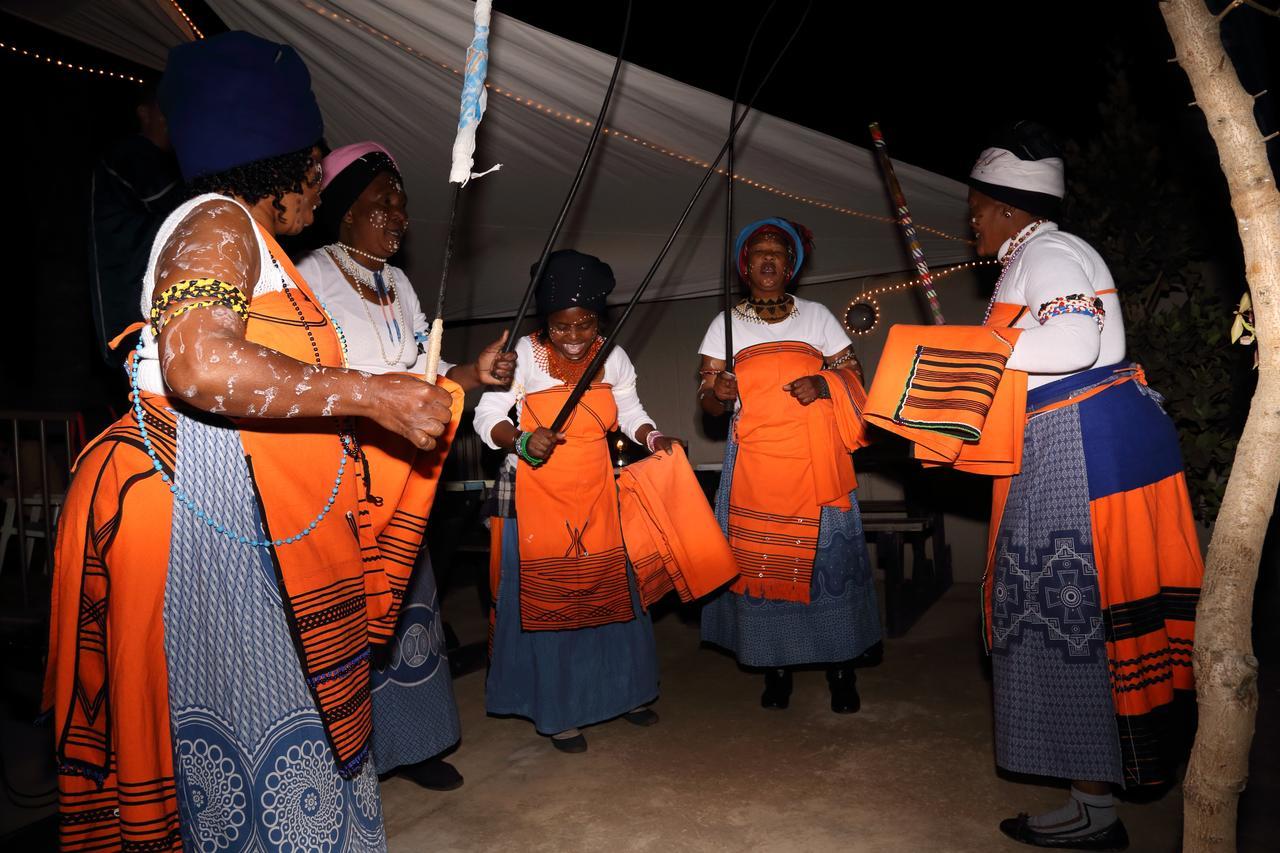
[
  {"xmin": 44, "ymin": 224, "xmax": 456, "ymax": 850},
  {"xmin": 863, "ymin": 317, "xmax": 1025, "ymax": 475},
  {"xmin": 728, "ymin": 341, "xmax": 869, "ymax": 603},
  {"xmin": 616, "ymin": 444, "xmax": 738, "ymax": 608},
  {"xmin": 514, "ymin": 385, "xmax": 633, "ymax": 631}
]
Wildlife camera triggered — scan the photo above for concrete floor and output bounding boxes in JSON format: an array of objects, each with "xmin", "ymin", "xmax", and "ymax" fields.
[{"xmin": 380, "ymin": 583, "xmax": 1187, "ymax": 853}]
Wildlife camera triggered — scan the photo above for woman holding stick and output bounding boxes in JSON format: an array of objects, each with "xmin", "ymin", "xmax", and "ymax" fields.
[
  {"xmin": 473, "ymin": 250, "xmax": 680, "ymax": 753},
  {"xmin": 298, "ymin": 140, "xmax": 516, "ymax": 792},
  {"xmin": 697, "ymin": 218, "xmax": 881, "ymax": 713}
]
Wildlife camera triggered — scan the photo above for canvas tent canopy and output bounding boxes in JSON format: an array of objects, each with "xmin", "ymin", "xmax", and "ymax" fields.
[{"xmin": 4, "ymin": 0, "xmax": 975, "ymax": 322}]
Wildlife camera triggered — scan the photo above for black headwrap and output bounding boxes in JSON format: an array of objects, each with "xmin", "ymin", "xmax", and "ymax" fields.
[
  {"xmin": 533, "ymin": 250, "xmax": 615, "ymax": 318},
  {"xmin": 316, "ymin": 151, "xmax": 400, "ymax": 241}
]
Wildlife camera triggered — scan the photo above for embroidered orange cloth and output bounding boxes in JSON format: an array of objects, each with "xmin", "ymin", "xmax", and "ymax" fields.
[
  {"xmin": 864, "ymin": 317, "xmax": 1026, "ymax": 476},
  {"xmin": 514, "ymin": 385, "xmax": 633, "ymax": 630},
  {"xmin": 43, "ymin": 224, "xmax": 458, "ymax": 850},
  {"xmin": 728, "ymin": 342, "xmax": 869, "ymax": 603},
  {"xmin": 616, "ymin": 444, "xmax": 738, "ymax": 608}
]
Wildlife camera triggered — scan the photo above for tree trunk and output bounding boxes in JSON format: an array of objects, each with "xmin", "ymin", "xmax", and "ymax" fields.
[{"xmin": 1160, "ymin": 1, "xmax": 1280, "ymax": 850}]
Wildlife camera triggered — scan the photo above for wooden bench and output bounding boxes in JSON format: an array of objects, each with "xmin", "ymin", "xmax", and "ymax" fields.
[{"xmin": 859, "ymin": 499, "xmax": 952, "ymax": 638}]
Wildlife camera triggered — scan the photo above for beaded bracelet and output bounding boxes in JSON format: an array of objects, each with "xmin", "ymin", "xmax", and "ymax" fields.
[
  {"xmin": 150, "ymin": 278, "xmax": 249, "ymax": 335},
  {"xmin": 516, "ymin": 431, "xmax": 544, "ymax": 466},
  {"xmin": 645, "ymin": 429, "xmax": 665, "ymax": 453},
  {"xmin": 825, "ymin": 350, "xmax": 857, "ymax": 370}
]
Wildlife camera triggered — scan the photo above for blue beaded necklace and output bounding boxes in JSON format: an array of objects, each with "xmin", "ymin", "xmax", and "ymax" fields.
[{"xmin": 133, "ymin": 299, "xmax": 353, "ymax": 549}]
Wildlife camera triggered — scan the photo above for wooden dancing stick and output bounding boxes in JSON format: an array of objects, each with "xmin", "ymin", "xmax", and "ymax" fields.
[
  {"xmin": 868, "ymin": 122, "xmax": 946, "ymax": 325},
  {"xmin": 549, "ymin": 1, "xmax": 813, "ymax": 433},
  {"xmin": 426, "ymin": 0, "xmax": 499, "ymax": 383},
  {"xmin": 722, "ymin": 0, "xmax": 779, "ymax": 372},
  {"xmin": 501, "ymin": 0, "xmax": 633, "ymax": 356}
]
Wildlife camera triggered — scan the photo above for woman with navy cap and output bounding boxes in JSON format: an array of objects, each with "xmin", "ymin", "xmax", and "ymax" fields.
[
  {"xmin": 696, "ymin": 219, "xmax": 881, "ymax": 714},
  {"xmin": 44, "ymin": 32, "xmax": 451, "ymax": 851}
]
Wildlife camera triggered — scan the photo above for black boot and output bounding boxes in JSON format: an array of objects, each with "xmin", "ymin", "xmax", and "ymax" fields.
[
  {"xmin": 400, "ymin": 757, "xmax": 464, "ymax": 791},
  {"xmin": 760, "ymin": 668, "xmax": 792, "ymax": 709},
  {"xmin": 826, "ymin": 662, "xmax": 861, "ymax": 714}
]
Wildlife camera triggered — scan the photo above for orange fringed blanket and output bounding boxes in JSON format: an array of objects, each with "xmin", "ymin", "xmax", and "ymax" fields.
[
  {"xmin": 616, "ymin": 444, "xmax": 738, "ymax": 608},
  {"xmin": 728, "ymin": 342, "xmax": 869, "ymax": 603},
  {"xmin": 864, "ymin": 322, "xmax": 1026, "ymax": 476},
  {"xmin": 514, "ymin": 385, "xmax": 633, "ymax": 631}
]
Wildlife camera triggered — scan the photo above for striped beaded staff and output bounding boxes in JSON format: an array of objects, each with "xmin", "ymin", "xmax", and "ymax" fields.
[
  {"xmin": 425, "ymin": 0, "xmax": 502, "ymax": 383},
  {"xmin": 868, "ymin": 122, "xmax": 945, "ymax": 325}
]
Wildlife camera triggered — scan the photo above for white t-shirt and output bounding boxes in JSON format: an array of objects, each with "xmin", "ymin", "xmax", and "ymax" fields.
[
  {"xmin": 295, "ymin": 249, "xmax": 455, "ymax": 377},
  {"xmin": 698, "ymin": 295, "xmax": 851, "ymax": 360},
  {"xmin": 473, "ymin": 334, "xmax": 655, "ymax": 449},
  {"xmin": 994, "ymin": 222, "xmax": 1125, "ymax": 389}
]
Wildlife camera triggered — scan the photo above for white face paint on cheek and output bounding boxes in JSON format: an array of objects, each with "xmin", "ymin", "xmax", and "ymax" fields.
[{"xmin": 368, "ymin": 209, "xmax": 388, "ymax": 229}]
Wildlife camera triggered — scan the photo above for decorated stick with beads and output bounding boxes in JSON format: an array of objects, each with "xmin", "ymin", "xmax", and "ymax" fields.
[
  {"xmin": 427, "ymin": 0, "xmax": 501, "ymax": 382},
  {"xmin": 868, "ymin": 122, "xmax": 945, "ymax": 325}
]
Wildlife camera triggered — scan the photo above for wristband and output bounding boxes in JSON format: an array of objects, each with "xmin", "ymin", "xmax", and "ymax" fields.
[
  {"xmin": 516, "ymin": 431, "xmax": 544, "ymax": 466},
  {"xmin": 645, "ymin": 429, "xmax": 665, "ymax": 453}
]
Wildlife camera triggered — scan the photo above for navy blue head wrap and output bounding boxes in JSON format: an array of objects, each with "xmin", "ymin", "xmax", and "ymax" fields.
[
  {"xmin": 533, "ymin": 250, "xmax": 615, "ymax": 318},
  {"xmin": 159, "ymin": 31, "xmax": 324, "ymax": 181}
]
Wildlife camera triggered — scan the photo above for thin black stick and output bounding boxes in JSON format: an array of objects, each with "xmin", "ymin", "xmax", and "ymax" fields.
[
  {"xmin": 423, "ymin": 183, "xmax": 461, "ymax": 381},
  {"xmin": 501, "ymin": 0, "xmax": 634, "ymax": 353},
  {"xmin": 551, "ymin": 0, "xmax": 813, "ymax": 432},
  {"xmin": 722, "ymin": 0, "xmax": 779, "ymax": 371}
]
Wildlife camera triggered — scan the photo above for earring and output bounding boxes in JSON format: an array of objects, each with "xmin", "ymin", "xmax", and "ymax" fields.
[{"xmin": 1002, "ymin": 211, "xmax": 1012, "ymax": 219}]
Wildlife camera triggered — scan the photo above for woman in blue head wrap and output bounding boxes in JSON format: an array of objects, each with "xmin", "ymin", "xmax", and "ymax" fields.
[
  {"xmin": 695, "ymin": 218, "xmax": 882, "ymax": 713},
  {"xmin": 45, "ymin": 32, "xmax": 453, "ymax": 851}
]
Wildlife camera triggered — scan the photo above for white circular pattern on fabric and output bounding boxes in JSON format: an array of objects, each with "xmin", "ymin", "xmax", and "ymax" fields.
[
  {"xmin": 177, "ymin": 738, "xmax": 248, "ymax": 851},
  {"xmin": 400, "ymin": 623, "xmax": 432, "ymax": 668},
  {"xmin": 1059, "ymin": 585, "xmax": 1082, "ymax": 608},
  {"xmin": 259, "ymin": 739, "xmax": 344, "ymax": 852},
  {"xmin": 353, "ymin": 764, "xmax": 381, "ymax": 824}
]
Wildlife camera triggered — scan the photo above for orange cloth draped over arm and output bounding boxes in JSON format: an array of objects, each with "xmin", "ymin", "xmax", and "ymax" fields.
[
  {"xmin": 616, "ymin": 444, "xmax": 738, "ymax": 608},
  {"xmin": 514, "ymin": 385, "xmax": 633, "ymax": 631},
  {"xmin": 863, "ymin": 321, "xmax": 1026, "ymax": 476},
  {"xmin": 727, "ymin": 342, "xmax": 869, "ymax": 603}
]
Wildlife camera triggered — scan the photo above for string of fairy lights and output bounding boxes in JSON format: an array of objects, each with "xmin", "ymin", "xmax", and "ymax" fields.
[
  {"xmin": 167, "ymin": 0, "xmax": 206, "ymax": 40},
  {"xmin": 0, "ymin": 38, "xmax": 144, "ymax": 83},
  {"xmin": 296, "ymin": 0, "xmax": 971, "ymax": 244},
  {"xmin": 842, "ymin": 259, "xmax": 999, "ymax": 337}
]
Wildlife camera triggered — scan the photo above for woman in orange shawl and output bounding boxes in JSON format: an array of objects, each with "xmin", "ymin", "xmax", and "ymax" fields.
[
  {"xmin": 697, "ymin": 219, "xmax": 881, "ymax": 714},
  {"xmin": 474, "ymin": 250, "xmax": 681, "ymax": 753},
  {"xmin": 43, "ymin": 32, "xmax": 453, "ymax": 851}
]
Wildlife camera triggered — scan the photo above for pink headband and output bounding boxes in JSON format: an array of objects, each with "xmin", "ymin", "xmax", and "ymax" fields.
[{"xmin": 320, "ymin": 141, "xmax": 399, "ymax": 191}]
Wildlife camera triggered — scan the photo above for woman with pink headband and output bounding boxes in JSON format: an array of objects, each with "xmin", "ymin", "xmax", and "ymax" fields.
[{"xmin": 298, "ymin": 141, "xmax": 516, "ymax": 793}]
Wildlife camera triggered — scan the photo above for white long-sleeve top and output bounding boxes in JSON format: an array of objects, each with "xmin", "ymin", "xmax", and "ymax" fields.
[
  {"xmin": 296, "ymin": 249, "xmax": 454, "ymax": 377},
  {"xmin": 994, "ymin": 222, "xmax": 1126, "ymax": 389},
  {"xmin": 473, "ymin": 334, "xmax": 656, "ymax": 449}
]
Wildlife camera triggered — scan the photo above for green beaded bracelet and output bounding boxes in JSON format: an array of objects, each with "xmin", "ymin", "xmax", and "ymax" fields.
[{"xmin": 517, "ymin": 431, "xmax": 544, "ymax": 466}]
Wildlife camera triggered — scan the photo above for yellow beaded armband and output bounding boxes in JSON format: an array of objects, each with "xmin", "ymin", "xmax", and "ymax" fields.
[{"xmin": 149, "ymin": 278, "xmax": 249, "ymax": 335}]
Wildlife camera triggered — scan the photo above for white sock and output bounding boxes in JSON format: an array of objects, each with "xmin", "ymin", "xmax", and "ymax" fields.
[{"xmin": 1027, "ymin": 787, "xmax": 1117, "ymax": 838}]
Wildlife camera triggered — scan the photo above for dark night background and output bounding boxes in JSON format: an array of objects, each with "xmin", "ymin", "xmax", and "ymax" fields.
[{"xmin": 0, "ymin": 0, "xmax": 1277, "ymax": 848}]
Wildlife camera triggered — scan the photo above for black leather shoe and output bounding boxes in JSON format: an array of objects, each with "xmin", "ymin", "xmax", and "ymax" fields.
[
  {"xmin": 826, "ymin": 664, "xmax": 861, "ymax": 713},
  {"xmin": 550, "ymin": 732, "xmax": 588, "ymax": 753},
  {"xmin": 400, "ymin": 757, "xmax": 464, "ymax": 791},
  {"xmin": 760, "ymin": 668, "xmax": 792, "ymax": 709},
  {"xmin": 622, "ymin": 707, "xmax": 660, "ymax": 726},
  {"xmin": 998, "ymin": 814, "xmax": 1129, "ymax": 850}
]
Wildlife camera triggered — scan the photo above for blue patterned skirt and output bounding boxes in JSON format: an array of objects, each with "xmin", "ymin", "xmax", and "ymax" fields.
[
  {"xmin": 486, "ymin": 518, "xmax": 659, "ymax": 734},
  {"xmin": 989, "ymin": 368, "xmax": 1136, "ymax": 785},
  {"xmin": 700, "ymin": 432, "xmax": 881, "ymax": 668},
  {"xmin": 369, "ymin": 553, "xmax": 460, "ymax": 773},
  {"xmin": 163, "ymin": 414, "xmax": 385, "ymax": 851}
]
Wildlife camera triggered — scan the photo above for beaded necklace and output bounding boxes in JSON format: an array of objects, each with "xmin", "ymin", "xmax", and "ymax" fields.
[
  {"xmin": 982, "ymin": 220, "xmax": 1047, "ymax": 325},
  {"xmin": 326, "ymin": 244, "xmax": 408, "ymax": 367},
  {"xmin": 135, "ymin": 257, "xmax": 354, "ymax": 549},
  {"xmin": 733, "ymin": 294, "xmax": 798, "ymax": 325},
  {"xmin": 532, "ymin": 334, "xmax": 604, "ymax": 385}
]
